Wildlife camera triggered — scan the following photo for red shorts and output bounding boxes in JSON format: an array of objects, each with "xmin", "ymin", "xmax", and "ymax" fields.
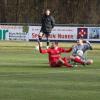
[{"xmin": 50, "ymin": 57, "xmax": 67, "ymax": 67}]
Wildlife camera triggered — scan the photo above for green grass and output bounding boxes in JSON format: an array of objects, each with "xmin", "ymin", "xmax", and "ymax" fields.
[{"xmin": 0, "ymin": 41, "xmax": 100, "ymax": 100}]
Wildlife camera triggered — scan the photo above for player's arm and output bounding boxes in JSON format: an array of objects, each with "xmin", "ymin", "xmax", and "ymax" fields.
[
  {"xmin": 38, "ymin": 40, "xmax": 48, "ymax": 54},
  {"xmin": 85, "ymin": 40, "xmax": 93, "ymax": 50},
  {"xmin": 60, "ymin": 47, "xmax": 72, "ymax": 53}
]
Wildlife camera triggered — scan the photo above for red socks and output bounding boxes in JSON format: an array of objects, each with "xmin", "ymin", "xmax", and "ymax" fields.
[{"xmin": 74, "ymin": 57, "xmax": 84, "ymax": 65}]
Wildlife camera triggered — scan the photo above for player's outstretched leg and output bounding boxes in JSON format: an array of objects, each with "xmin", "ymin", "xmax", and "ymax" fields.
[
  {"xmin": 38, "ymin": 32, "xmax": 43, "ymax": 47},
  {"xmin": 70, "ymin": 56, "xmax": 85, "ymax": 65},
  {"xmin": 58, "ymin": 57, "xmax": 73, "ymax": 68},
  {"xmin": 46, "ymin": 34, "xmax": 50, "ymax": 49},
  {"xmin": 35, "ymin": 32, "xmax": 43, "ymax": 50},
  {"xmin": 63, "ymin": 57, "xmax": 73, "ymax": 68}
]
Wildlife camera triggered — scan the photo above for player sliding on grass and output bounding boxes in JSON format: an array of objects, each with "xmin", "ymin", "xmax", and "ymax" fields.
[
  {"xmin": 38, "ymin": 9, "xmax": 55, "ymax": 49},
  {"xmin": 70, "ymin": 39, "xmax": 93, "ymax": 65},
  {"xmin": 38, "ymin": 40, "xmax": 73, "ymax": 68}
]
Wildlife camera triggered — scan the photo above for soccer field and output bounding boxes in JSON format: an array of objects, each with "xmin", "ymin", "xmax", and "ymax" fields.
[{"xmin": 0, "ymin": 41, "xmax": 100, "ymax": 100}]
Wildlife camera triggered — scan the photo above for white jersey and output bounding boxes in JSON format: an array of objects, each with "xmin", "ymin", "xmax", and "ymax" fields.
[{"xmin": 72, "ymin": 42, "xmax": 92, "ymax": 58}]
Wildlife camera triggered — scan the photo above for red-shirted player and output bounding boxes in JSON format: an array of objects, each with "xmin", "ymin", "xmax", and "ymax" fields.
[{"xmin": 38, "ymin": 41, "xmax": 73, "ymax": 68}]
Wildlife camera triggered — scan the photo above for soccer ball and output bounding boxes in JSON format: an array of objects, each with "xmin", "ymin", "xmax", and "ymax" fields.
[{"xmin": 77, "ymin": 50, "xmax": 83, "ymax": 56}]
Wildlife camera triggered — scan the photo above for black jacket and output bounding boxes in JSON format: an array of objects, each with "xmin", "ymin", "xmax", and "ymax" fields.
[{"xmin": 40, "ymin": 15, "xmax": 55, "ymax": 33}]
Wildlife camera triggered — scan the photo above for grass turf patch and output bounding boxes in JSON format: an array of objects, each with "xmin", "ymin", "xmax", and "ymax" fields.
[{"xmin": 0, "ymin": 41, "xmax": 100, "ymax": 100}]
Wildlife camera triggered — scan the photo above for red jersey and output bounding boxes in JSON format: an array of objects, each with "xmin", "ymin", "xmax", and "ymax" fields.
[{"xmin": 39, "ymin": 47, "xmax": 72, "ymax": 66}]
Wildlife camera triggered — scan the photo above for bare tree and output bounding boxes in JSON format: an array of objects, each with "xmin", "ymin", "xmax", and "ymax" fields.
[
  {"xmin": 0, "ymin": 0, "xmax": 100, "ymax": 24},
  {"xmin": 0, "ymin": 0, "xmax": 6, "ymax": 22}
]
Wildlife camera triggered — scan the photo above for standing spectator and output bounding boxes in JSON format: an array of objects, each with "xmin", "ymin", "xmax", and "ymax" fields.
[{"xmin": 38, "ymin": 9, "xmax": 55, "ymax": 49}]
